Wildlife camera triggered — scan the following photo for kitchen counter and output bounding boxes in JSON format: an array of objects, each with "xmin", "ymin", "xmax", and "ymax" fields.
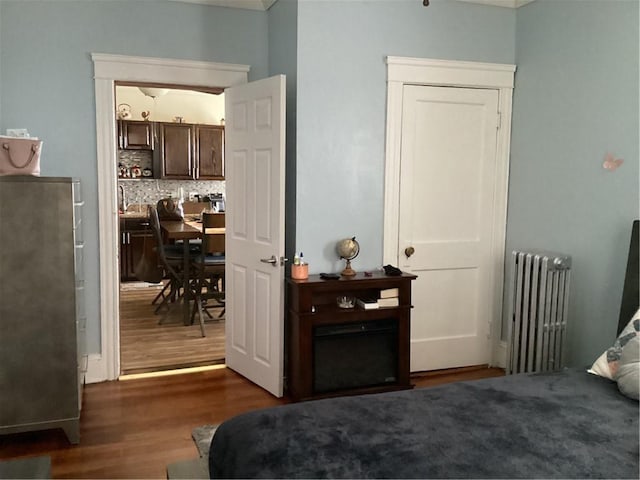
[
  {"xmin": 119, "ymin": 204, "xmax": 150, "ymax": 219},
  {"xmin": 119, "ymin": 211, "xmax": 149, "ymax": 219},
  {"xmin": 118, "ymin": 201, "xmax": 214, "ymax": 219}
]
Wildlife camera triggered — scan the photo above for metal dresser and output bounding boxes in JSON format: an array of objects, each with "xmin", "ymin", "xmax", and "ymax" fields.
[{"xmin": 0, "ymin": 176, "xmax": 86, "ymax": 444}]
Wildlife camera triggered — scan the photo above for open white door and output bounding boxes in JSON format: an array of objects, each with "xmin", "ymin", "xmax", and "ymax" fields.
[{"xmin": 224, "ymin": 75, "xmax": 286, "ymax": 397}]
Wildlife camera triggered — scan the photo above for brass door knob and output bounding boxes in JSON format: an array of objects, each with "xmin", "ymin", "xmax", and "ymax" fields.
[{"xmin": 405, "ymin": 246, "xmax": 415, "ymax": 258}]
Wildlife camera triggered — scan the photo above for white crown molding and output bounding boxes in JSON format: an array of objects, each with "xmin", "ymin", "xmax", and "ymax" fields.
[
  {"xmin": 169, "ymin": 0, "xmax": 277, "ymax": 11},
  {"xmin": 171, "ymin": 0, "xmax": 532, "ymax": 10},
  {"xmin": 386, "ymin": 56, "xmax": 516, "ymax": 88},
  {"xmin": 92, "ymin": 53, "xmax": 249, "ymax": 86},
  {"xmin": 455, "ymin": 0, "xmax": 535, "ymax": 8}
]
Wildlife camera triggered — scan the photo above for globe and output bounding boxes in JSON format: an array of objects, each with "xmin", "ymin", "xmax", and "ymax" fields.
[
  {"xmin": 336, "ymin": 237, "xmax": 360, "ymax": 276},
  {"xmin": 336, "ymin": 237, "xmax": 360, "ymax": 260}
]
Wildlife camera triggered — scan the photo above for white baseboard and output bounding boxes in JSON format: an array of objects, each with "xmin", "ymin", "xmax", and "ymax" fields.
[{"xmin": 85, "ymin": 354, "xmax": 109, "ymax": 384}]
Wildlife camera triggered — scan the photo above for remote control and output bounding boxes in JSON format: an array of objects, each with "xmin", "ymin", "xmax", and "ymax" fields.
[{"xmin": 320, "ymin": 273, "xmax": 340, "ymax": 280}]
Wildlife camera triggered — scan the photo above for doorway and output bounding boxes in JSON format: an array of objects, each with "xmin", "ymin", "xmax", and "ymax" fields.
[
  {"xmin": 383, "ymin": 56, "xmax": 516, "ymax": 372},
  {"xmin": 116, "ymin": 83, "xmax": 227, "ymax": 375},
  {"xmin": 90, "ymin": 54, "xmax": 249, "ymax": 382}
]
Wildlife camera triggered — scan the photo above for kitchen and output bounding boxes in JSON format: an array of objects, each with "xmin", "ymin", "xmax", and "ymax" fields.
[{"xmin": 116, "ymin": 84, "xmax": 226, "ymax": 375}]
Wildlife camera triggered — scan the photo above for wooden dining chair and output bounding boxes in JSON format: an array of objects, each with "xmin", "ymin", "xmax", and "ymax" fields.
[
  {"xmin": 148, "ymin": 205, "xmax": 198, "ymax": 316},
  {"xmin": 191, "ymin": 212, "xmax": 226, "ymax": 334}
]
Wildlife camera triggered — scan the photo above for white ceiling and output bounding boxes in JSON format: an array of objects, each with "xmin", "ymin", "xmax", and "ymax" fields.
[{"xmin": 170, "ymin": 0, "xmax": 535, "ymax": 11}]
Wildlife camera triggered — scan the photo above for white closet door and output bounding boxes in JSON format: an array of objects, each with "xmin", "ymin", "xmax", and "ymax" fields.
[{"xmin": 399, "ymin": 85, "xmax": 500, "ymax": 371}]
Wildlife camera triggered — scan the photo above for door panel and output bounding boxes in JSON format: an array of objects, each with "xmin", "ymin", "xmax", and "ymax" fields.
[
  {"xmin": 400, "ymin": 85, "xmax": 499, "ymax": 372},
  {"xmin": 230, "ymin": 264, "xmax": 248, "ymax": 353},
  {"xmin": 255, "ymin": 150, "xmax": 272, "ymax": 242},
  {"xmin": 225, "ymin": 75, "xmax": 286, "ymax": 397},
  {"xmin": 254, "ymin": 271, "xmax": 272, "ymax": 363}
]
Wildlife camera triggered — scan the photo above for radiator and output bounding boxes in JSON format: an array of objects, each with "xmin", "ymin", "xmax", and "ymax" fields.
[{"xmin": 506, "ymin": 251, "xmax": 572, "ymax": 375}]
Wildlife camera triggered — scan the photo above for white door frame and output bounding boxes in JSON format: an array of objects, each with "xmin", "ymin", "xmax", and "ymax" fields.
[
  {"xmin": 88, "ymin": 54, "xmax": 249, "ymax": 383},
  {"xmin": 383, "ymin": 56, "xmax": 515, "ymax": 368}
]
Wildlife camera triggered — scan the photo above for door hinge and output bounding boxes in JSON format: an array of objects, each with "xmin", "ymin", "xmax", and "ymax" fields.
[{"xmin": 496, "ymin": 112, "xmax": 501, "ymax": 130}]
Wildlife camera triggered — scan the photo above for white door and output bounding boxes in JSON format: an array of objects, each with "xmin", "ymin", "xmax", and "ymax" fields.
[
  {"xmin": 224, "ymin": 75, "xmax": 286, "ymax": 397},
  {"xmin": 399, "ymin": 85, "xmax": 500, "ymax": 372}
]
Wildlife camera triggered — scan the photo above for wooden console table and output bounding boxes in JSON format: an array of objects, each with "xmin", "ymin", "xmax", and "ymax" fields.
[{"xmin": 286, "ymin": 271, "xmax": 417, "ymax": 401}]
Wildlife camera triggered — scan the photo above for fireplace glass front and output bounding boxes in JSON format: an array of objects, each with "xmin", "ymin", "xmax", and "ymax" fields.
[{"xmin": 313, "ymin": 319, "xmax": 398, "ymax": 394}]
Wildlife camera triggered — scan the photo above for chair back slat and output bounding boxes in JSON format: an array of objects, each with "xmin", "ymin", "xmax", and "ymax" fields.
[
  {"xmin": 193, "ymin": 211, "xmax": 226, "ymax": 328},
  {"xmin": 203, "ymin": 212, "xmax": 225, "ymax": 228},
  {"xmin": 149, "ymin": 206, "xmax": 166, "ymax": 262},
  {"xmin": 202, "ymin": 212, "xmax": 225, "ymax": 255},
  {"xmin": 204, "ymin": 234, "xmax": 225, "ymax": 255},
  {"xmin": 149, "ymin": 205, "xmax": 179, "ymax": 278}
]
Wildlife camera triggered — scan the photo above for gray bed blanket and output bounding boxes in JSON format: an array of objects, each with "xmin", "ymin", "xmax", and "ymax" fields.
[{"xmin": 209, "ymin": 369, "xmax": 639, "ymax": 478}]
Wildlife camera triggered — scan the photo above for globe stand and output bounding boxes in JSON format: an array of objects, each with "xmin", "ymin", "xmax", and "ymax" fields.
[{"xmin": 341, "ymin": 259, "xmax": 356, "ymax": 277}]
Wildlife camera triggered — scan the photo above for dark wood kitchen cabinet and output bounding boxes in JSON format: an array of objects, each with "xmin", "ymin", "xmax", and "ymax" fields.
[
  {"xmin": 196, "ymin": 125, "xmax": 225, "ymax": 179},
  {"xmin": 119, "ymin": 217, "xmax": 154, "ymax": 282},
  {"xmin": 155, "ymin": 122, "xmax": 225, "ymax": 180},
  {"xmin": 118, "ymin": 120, "xmax": 154, "ymax": 150},
  {"xmin": 157, "ymin": 123, "xmax": 194, "ymax": 179}
]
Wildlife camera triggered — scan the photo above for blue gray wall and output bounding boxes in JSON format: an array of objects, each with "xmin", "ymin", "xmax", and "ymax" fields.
[
  {"xmin": 295, "ymin": 0, "xmax": 515, "ymax": 273},
  {"xmin": 508, "ymin": 0, "xmax": 639, "ymax": 366},
  {"xmin": 268, "ymin": 0, "xmax": 298, "ymax": 262},
  {"xmin": 0, "ymin": 0, "xmax": 269, "ymax": 353},
  {"xmin": 1, "ymin": 0, "xmax": 634, "ymax": 369}
]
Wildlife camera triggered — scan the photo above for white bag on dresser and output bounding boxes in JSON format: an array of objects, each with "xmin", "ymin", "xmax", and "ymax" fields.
[{"xmin": 0, "ymin": 136, "xmax": 42, "ymax": 176}]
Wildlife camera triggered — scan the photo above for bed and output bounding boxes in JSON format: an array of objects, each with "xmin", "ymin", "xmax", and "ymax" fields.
[{"xmin": 209, "ymin": 222, "xmax": 639, "ymax": 479}]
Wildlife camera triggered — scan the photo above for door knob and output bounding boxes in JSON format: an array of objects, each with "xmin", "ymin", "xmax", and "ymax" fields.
[
  {"xmin": 404, "ymin": 246, "xmax": 415, "ymax": 258},
  {"xmin": 260, "ymin": 256, "xmax": 288, "ymax": 266},
  {"xmin": 260, "ymin": 255, "xmax": 278, "ymax": 266}
]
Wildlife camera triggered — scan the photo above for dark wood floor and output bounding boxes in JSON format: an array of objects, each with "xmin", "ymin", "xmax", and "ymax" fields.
[
  {"xmin": 119, "ymin": 282, "xmax": 225, "ymax": 374},
  {"xmin": 0, "ymin": 365, "xmax": 503, "ymax": 479}
]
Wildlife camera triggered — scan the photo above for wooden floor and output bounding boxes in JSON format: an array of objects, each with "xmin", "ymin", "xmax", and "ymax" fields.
[
  {"xmin": 119, "ymin": 282, "xmax": 225, "ymax": 374},
  {"xmin": 0, "ymin": 365, "xmax": 503, "ymax": 479}
]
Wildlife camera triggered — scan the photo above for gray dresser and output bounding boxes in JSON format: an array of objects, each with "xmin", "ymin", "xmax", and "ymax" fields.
[{"xmin": 0, "ymin": 176, "xmax": 86, "ymax": 444}]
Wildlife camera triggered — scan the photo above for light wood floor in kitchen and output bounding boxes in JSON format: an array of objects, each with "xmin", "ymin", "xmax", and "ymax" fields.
[{"xmin": 119, "ymin": 282, "xmax": 225, "ymax": 375}]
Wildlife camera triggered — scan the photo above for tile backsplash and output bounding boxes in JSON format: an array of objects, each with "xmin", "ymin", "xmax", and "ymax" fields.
[
  {"xmin": 118, "ymin": 150, "xmax": 153, "ymax": 177},
  {"xmin": 118, "ymin": 178, "xmax": 225, "ymax": 206},
  {"xmin": 117, "ymin": 150, "xmax": 224, "ymax": 206}
]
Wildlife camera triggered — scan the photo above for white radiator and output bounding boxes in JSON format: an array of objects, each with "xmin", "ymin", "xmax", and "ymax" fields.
[{"xmin": 507, "ymin": 251, "xmax": 572, "ymax": 375}]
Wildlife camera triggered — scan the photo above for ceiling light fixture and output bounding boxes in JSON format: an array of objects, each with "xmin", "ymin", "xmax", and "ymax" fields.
[{"xmin": 138, "ymin": 87, "xmax": 170, "ymax": 98}]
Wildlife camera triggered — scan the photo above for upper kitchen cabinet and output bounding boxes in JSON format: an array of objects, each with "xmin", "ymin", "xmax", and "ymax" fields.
[
  {"xmin": 118, "ymin": 120, "xmax": 154, "ymax": 150},
  {"xmin": 196, "ymin": 125, "xmax": 224, "ymax": 179},
  {"xmin": 155, "ymin": 122, "xmax": 225, "ymax": 180},
  {"xmin": 157, "ymin": 123, "xmax": 194, "ymax": 179}
]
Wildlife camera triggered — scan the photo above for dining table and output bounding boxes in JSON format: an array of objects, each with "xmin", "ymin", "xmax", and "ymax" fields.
[
  {"xmin": 159, "ymin": 218, "xmax": 226, "ymax": 326},
  {"xmin": 159, "ymin": 219, "xmax": 202, "ymax": 326}
]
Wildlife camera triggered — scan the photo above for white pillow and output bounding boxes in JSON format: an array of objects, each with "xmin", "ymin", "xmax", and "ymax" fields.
[
  {"xmin": 615, "ymin": 335, "xmax": 639, "ymax": 400},
  {"xmin": 588, "ymin": 307, "xmax": 640, "ymax": 381}
]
